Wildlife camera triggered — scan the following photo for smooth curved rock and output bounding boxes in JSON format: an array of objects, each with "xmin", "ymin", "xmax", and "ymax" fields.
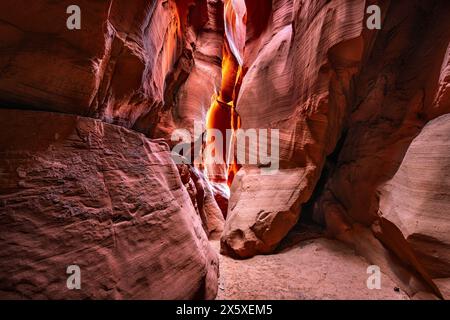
[
  {"xmin": 313, "ymin": 0, "xmax": 450, "ymax": 298},
  {"xmin": 378, "ymin": 114, "xmax": 450, "ymax": 299},
  {"xmin": 1, "ymin": 0, "xmax": 450, "ymax": 301},
  {"xmin": 222, "ymin": 0, "xmax": 366, "ymax": 258},
  {"xmin": 0, "ymin": 0, "xmax": 223, "ymax": 134},
  {"xmin": 151, "ymin": 0, "xmax": 225, "ymax": 139}
]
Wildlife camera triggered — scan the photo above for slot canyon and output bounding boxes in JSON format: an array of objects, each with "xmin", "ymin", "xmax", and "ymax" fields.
[{"xmin": 0, "ymin": 0, "xmax": 449, "ymax": 300}]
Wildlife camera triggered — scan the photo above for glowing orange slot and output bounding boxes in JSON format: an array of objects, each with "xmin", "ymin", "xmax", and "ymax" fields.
[{"xmin": 204, "ymin": 0, "xmax": 246, "ymax": 186}]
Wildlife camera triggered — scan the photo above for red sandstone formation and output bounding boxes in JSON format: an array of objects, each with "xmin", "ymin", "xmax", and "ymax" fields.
[
  {"xmin": 0, "ymin": 109, "xmax": 218, "ymax": 299},
  {"xmin": 314, "ymin": 0, "xmax": 450, "ymax": 298},
  {"xmin": 153, "ymin": 0, "xmax": 225, "ymax": 138},
  {"xmin": 0, "ymin": 0, "xmax": 449, "ymax": 300},
  {"xmin": 222, "ymin": 0, "xmax": 367, "ymax": 258},
  {"xmin": 177, "ymin": 163, "xmax": 225, "ymax": 238},
  {"xmin": 377, "ymin": 114, "xmax": 450, "ymax": 299},
  {"xmin": 0, "ymin": 0, "xmax": 224, "ymax": 300},
  {"xmin": 220, "ymin": 0, "xmax": 450, "ymax": 299}
]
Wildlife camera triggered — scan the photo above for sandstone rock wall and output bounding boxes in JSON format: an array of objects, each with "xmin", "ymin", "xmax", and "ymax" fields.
[
  {"xmin": 377, "ymin": 114, "xmax": 450, "ymax": 299},
  {"xmin": 0, "ymin": 0, "xmax": 224, "ymax": 299},
  {"xmin": 315, "ymin": 0, "xmax": 450, "ymax": 298},
  {"xmin": 0, "ymin": 0, "xmax": 223, "ymax": 133},
  {"xmin": 320, "ymin": 0, "xmax": 450, "ymax": 227},
  {"xmin": 220, "ymin": 0, "xmax": 450, "ymax": 299},
  {"xmin": 1, "ymin": 0, "xmax": 449, "ymax": 300},
  {"xmin": 149, "ymin": 0, "xmax": 225, "ymax": 139},
  {"xmin": 222, "ymin": 0, "xmax": 367, "ymax": 258},
  {"xmin": 0, "ymin": 109, "xmax": 218, "ymax": 299}
]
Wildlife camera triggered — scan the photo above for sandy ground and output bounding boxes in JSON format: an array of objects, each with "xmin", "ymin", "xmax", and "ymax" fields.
[{"xmin": 212, "ymin": 236, "xmax": 410, "ymax": 300}]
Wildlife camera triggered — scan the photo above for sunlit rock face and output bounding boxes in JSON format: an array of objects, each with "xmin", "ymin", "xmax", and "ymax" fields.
[
  {"xmin": 223, "ymin": 0, "xmax": 450, "ymax": 285},
  {"xmin": 0, "ymin": 109, "xmax": 218, "ymax": 299},
  {"xmin": 0, "ymin": 0, "xmax": 223, "ymax": 133},
  {"xmin": 151, "ymin": 0, "xmax": 225, "ymax": 139},
  {"xmin": 221, "ymin": 0, "xmax": 367, "ymax": 258},
  {"xmin": 219, "ymin": 0, "xmax": 450, "ymax": 298}
]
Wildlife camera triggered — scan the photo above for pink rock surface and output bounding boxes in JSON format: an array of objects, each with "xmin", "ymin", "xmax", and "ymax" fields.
[
  {"xmin": 0, "ymin": 0, "xmax": 223, "ymax": 133},
  {"xmin": 0, "ymin": 0, "xmax": 449, "ymax": 301},
  {"xmin": 378, "ymin": 114, "xmax": 450, "ymax": 299},
  {"xmin": 0, "ymin": 109, "xmax": 218, "ymax": 299},
  {"xmin": 177, "ymin": 164, "xmax": 225, "ymax": 239},
  {"xmin": 223, "ymin": 2, "xmax": 450, "ymax": 284},
  {"xmin": 153, "ymin": 0, "xmax": 225, "ymax": 139},
  {"xmin": 222, "ymin": 0, "xmax": 366, "ymax": 258},
  {"xmin": 313, "ymin": 0, "xmax": 450, "ymax": 298}
]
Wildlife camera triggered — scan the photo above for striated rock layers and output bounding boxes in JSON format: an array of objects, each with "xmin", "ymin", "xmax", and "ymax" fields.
[
  {"xmin": 1, "ymin": 0, "xmax": 449, "ymax": 301},
  {"xmin": 314, "ymin": 0, "xmax": 450, "ymax": 298},
  {"xmin": 378, "ymin": 114, "xmax": 450, "ymax": 299},
  {"xmin": 0, "ymin": 0, "xmax": 224, "ymax": 299},
  {"xmin": 0, "ymin": 109, "xmax": 218, "ymax": 299},
  {"xmin": 0, "ymin": 0, "xmax": 224, "ymax": 134},
  {"xmin": 222, "ymin": 0, "xmax": 367, "ymax": 258},
  {"xmin": 221, "ymin": 0, "xmax": 450, "ymax": 299}
]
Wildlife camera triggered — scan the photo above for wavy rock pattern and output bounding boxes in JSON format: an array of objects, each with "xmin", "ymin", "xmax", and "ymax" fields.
[
  {"xmin": 221, "ymin": 0, "xmax": 366, "ymax": 258},
  {"xmin": 378, "ymin": 114, "xmax": 450, "ymax": 299},
  {"xmin": 303, "ymin": 1, "xmax": 450, "ymax": 298},
  {"xmin": 0, "ymin": 0, "xmax": 223, "ymax": 133},
  {"xmin": 0, "ymin": 0, "xmax": 449, "ymax": 300},
  {"xmin": 152, "ymin": 0, "xmax": 225, "ymax": 139}
]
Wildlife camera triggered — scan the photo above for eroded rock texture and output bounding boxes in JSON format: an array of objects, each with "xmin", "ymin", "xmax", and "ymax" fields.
[
  {"xmin": 378, "ymin": 114, "xmax": 450, "ymax": 299},
  {"xmin": 314, "ymin": 0, "xmax": 450, "ymax": 298},
  {"xmin": 177, "ymin": 163, "xmax": 225, "ymax": 239},
  {"xmin": 221, "ymin": 0, "xmax": 450, "ymax": 299},
  {"xmin": 0, "ymin": 0, "xmax": 223, "ymax": 133},
  {"xmin": 0, "ymin": 0, "xmax": 224, "ymax": 300},
  {"xmin": 0, "ymin": 109, "xmax": 218, "ymax": 299},
  {"xmin": 222, "ymin": 0, "xmax": 367, "ymax": 258},
  {"xmin": 152, "ymin": 0, "xmax": 225, "ymax": 139},
  {"xmin": 0, "ymin": 0, "xmax": 449, "ymax": 301}
]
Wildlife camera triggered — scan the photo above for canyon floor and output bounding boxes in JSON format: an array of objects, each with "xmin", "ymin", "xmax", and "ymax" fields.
[{"xmin": 213, "ymin": 225, "xmax": 410, "ymax": 300}]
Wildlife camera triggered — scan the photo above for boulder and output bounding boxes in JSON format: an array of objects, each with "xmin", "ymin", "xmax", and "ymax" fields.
[{"xmin": 0, "ymin": 109, "xmax": 218, "ymax": 299}]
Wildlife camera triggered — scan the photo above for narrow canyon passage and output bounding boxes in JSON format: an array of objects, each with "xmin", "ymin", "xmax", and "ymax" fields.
[
  {"xmin": 204, "ymin": 0, "xmax": 245, "ymax": 187},
  {"xmin": 0, "ymin": 0, "xmax": 449, "ymax": 301},
  {"xmin": 205, "ymin": 1, "xmax": 410, "ymax": 299},
  {"xmin": 200, "ymin": 0, "xmax": 394, "ymax": 299},
  {"xmin": 196, "ymin": 0, "xmax": 450, "ymax": 300}
]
